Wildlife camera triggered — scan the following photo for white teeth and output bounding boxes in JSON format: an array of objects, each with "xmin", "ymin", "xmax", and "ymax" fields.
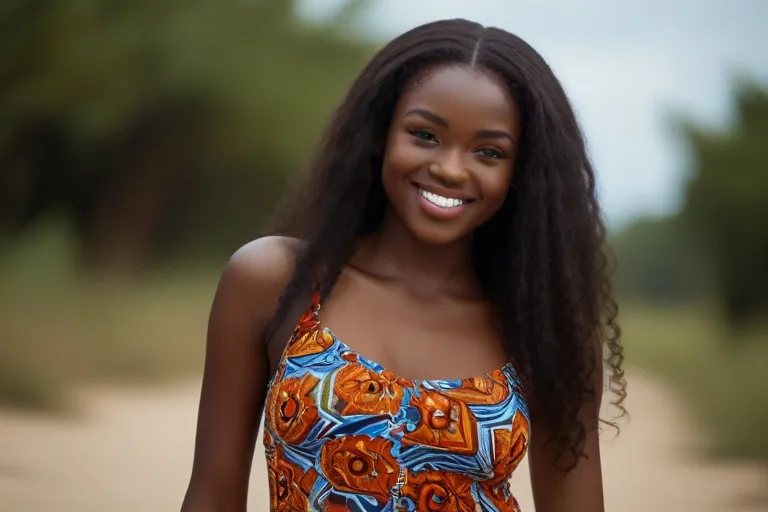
[{"xmin": 419, "ymin": 188, "xmax": 467, "ymax": 208}]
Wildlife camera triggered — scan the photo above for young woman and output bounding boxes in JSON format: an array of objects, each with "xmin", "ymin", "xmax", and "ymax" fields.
[{"xmin": 181, "ymin": 18, "xmax": 625, "ymax": 512}]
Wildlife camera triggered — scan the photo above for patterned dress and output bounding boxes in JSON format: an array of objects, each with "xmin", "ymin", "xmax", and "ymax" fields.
[{"xmin": 263, "ymin": 294, "xmax": 530, "ymax": 511}]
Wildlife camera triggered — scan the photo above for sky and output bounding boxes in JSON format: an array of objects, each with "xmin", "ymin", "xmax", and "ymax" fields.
[{"xmin": 299, "ymin": 0, "xmax": 768, "ymax": 229}]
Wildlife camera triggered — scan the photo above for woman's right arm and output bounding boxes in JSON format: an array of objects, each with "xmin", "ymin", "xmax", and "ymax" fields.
[{"xmin": 180, "ymin": 236, "xmax": 298, "ymax": 512}]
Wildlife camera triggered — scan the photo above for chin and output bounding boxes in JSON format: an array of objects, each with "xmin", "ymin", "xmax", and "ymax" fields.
[{"xmin": 406, "ymin": 221, "xmax": 472, "ymax": 246}]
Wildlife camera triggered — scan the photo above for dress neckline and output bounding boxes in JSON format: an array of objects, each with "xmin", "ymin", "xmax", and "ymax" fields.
[{"xmin": 310, "ymin": 292, "xmax": 520, "ymax": 386}]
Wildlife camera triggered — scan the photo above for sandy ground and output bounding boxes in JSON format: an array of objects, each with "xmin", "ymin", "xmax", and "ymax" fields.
[{"xmin": 0, "ymin": 369, "xmax": 766, "ymax": 511}]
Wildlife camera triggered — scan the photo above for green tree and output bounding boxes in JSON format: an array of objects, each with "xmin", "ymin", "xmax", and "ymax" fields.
[
  {"xmin": 678, "ymin": 80, "xmax": 768, "ymax": 326},
  {"xmin": 0, "ymin": 0, "xmax": 376, "ymax": 274},
  {"xmin": 611, "ymin": 215, "xmax": 712, "ymax": 303}
]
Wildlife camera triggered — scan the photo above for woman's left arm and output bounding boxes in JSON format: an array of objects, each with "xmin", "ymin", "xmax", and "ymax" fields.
[{"xmin": 528, "ymin": 350, "xmax": 605, "ymax": 512}]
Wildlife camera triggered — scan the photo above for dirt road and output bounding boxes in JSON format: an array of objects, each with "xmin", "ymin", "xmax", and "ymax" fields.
[{"xmin": 0, "ymin": 369, "xmax": 765, "ymax": 511}]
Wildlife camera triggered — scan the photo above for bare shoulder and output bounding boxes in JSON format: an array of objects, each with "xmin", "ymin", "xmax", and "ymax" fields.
[
  {"xmin": 227, "ymin": 235, "xmax": 304, "ymax": 283},
  {"xmin": 216, "ymin": 236, "xmax": 305, "ymax": 321}
]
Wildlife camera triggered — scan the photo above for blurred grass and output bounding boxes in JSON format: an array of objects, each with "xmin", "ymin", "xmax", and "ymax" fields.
[
  {"xmin": 2, "ymin": 221, "xmax": 767, "ymax": 466},
  {"xmin": 0, "ymin": 217, "xmax": 216, "ymax": 410},
  {"xmin": 623, "ymin": 301, "xmax": 768, "ymax": 463}
]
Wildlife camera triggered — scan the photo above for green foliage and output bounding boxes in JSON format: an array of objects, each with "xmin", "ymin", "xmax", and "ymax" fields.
[
  {"xmin": 614, "ymin": 78, "xmax": 768, "ymax": 330},
  {"xmin": 1, "ymin": 0, "xmax": 373, "ymax": 146},
  {"xmin": 612, "ymin": 79, "xmax": 768, "ymax": 465},
  {"xmin": 611, "ymin": 215, "xmax": 712, "ymax": 303},
  {"xmin": 0, "ymin": 221, "xmax": 214, "ymax": 410},
  {"xmin": 678, "ymin": 81, "xmax": 768, "ymax": 324},
  {"xmin": 0, "ymin": 0, "xmax": 377, "ymax": 271}
]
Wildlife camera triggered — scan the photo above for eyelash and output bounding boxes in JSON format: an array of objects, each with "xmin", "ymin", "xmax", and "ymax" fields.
[
  {"xmin": 408, "ymin": 130, "xmax": 504, "ymax": 159},
  {"xmin": 409, "ymin": 130, "xmax": 438, "ymax": 143},
  {"xmin": 476, "ymin": 148, "xmax": 503, "ymax": 159}
]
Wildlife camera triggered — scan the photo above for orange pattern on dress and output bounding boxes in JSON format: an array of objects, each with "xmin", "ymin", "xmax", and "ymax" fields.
[
  {"xmin": 401, "ymin": 390, "xmax": 478, "ymax": 455},
  {"xmin": 441, "ymin": 371, "xmax": 510, "ymax": 404},
  {"xmin": 267, "ymin": 372, "xmax": 320, "ymax": 445},
  {"xmin": 481, "ymin": 484, "xmax": 522, "ymax": 512},
  {"xmin": 286, "ymin": 307, "xmax": 334, "ymax": 357},
  {"xmin": 319, "ymin": 435, "xmax": 401, "ymax": 504},
  {"xmin": 333, "ymin": 360, "xmax": 407, "ymax": 416},
  {"xmin": 263, "ymin": 293, "xmax": 530, "ymax": 511},
  {"xmin": 400, "ymin": 471, "xmax": 476, "ymax": 511},
  {"xmin": 484, "ymin": 412, "xmax": 530, "ymax": 489},
  {"xmin": 266, "ymin": 443, "xmax": 318, "ymax": 511}
]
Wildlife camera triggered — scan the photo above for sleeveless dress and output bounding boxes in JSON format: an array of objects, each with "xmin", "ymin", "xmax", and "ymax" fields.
[{"xmin": 263, "ymin": 294, "xmax": 530, "ymax": 511}]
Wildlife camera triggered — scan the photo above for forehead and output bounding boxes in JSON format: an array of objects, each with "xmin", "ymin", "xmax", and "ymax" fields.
[{"xmin": 396, "ymin": 65, "xmax": 518, "ymax": 128}]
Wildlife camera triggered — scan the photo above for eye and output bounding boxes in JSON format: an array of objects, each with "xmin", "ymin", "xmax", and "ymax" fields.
[
  {"xmin": 475, "ymin": 147, "xmax": 503, "ymax": 159},
  {"xmin": 409, "ymin": 130, "xmax": 438, "ymax": 144}
]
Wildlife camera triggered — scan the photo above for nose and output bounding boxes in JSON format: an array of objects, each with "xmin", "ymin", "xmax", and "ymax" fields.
[{"xmin": 427, "ymin": 150, "xmax": 469, "ymax": 186}]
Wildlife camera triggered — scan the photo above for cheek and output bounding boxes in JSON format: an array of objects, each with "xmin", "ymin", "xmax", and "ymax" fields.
[
  {"xmin": 382, "ymin": 133, "xmax": 425, "ymax": 178},
  {"xmin": 479, "ymin": 171, "xmax": 514, "ymax": 214}
]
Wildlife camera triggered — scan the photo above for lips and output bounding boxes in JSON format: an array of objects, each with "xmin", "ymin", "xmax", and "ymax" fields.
[
  {"xmin": 418, "ymin": 188, "xmax": 467, "ymax": 208},
  {"xmin": 412, "ymin": 183, "xmax": 475, "ymax": 221}
]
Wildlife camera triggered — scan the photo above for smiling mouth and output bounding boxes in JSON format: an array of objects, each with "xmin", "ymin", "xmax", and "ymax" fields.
[{"xmin": 418, "ymin": 188, "xmax": 474, "ymax": 208}]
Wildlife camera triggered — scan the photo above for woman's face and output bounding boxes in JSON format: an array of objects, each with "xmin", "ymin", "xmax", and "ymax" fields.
[{"xmin": 381, "ymin": 65, "xmax": 521, "ymax": 246}]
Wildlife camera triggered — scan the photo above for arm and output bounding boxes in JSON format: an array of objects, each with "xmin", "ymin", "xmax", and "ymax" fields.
[
  {"xmin": 528, "ymin": 348, "xmax": 605, "ymax": 512},
  {"xmin": 181, "ymin": 236, "xmax": 298, "ymax": 512}
]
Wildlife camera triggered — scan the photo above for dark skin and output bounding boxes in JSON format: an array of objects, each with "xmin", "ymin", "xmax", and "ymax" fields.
[{"xmin": 181, "ymin": 65, "xmax": 605, "ymax": 511}]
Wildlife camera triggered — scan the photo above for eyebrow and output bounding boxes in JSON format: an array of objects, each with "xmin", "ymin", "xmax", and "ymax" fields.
[
  {"xmin": 403, "ymin": 108, "xmax": 514, "ymax": 143},
  {"xmin": 404, "ymin": 108, "xmax": 448, "ymax": 127},
  {"xmin": 475, "ymin": 129, "xmax": 515, "ymax": 143}
]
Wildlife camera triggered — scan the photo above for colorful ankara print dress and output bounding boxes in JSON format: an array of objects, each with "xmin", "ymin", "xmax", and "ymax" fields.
[{"xmin": 263, "ymin": 294, "xmax": 530, "ymax": 511}]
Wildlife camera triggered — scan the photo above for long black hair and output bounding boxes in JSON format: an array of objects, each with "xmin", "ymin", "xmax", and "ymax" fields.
[{"xmin": 268, "ymin": 18, "xmax": 625, "ymax": 468}]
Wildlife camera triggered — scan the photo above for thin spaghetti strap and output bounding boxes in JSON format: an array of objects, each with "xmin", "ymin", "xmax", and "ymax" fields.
[
  {"xmin": 288, "ymin": 292, "xmax": 321, "ymax": 341},
  {"xmin": 265, "ymin": 288, "xmax": 321, "ymax": 373},
  {"xmin": 309, "ymin": 291, "xmax": 322, "ymax": 318}
]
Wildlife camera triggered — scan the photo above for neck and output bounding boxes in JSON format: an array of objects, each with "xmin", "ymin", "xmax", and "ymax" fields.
[{"xmin": 351, "ymin": 208, "xmax": 480, "ymax": 298}]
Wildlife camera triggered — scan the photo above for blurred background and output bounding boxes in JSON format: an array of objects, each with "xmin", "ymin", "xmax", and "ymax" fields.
[{"xmin": 1, "ymin": 0, "xmax": 767, "ymax": 510}]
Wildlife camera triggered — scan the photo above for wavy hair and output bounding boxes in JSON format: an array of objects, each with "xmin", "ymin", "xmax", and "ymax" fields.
[{"xmin": 268, "ymin": 18, "xmax": 626, "ymax": 467}]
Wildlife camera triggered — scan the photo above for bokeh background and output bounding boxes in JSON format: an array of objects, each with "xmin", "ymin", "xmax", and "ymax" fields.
[{"xmin": 1, "ymin": 1, "xmax": 767, "ymax": 510}]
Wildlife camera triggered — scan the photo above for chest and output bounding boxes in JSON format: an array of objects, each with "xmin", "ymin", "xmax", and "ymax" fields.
[{"xmin": 317, "ymin": 282, "xmax": 508, "ymax": 382}]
